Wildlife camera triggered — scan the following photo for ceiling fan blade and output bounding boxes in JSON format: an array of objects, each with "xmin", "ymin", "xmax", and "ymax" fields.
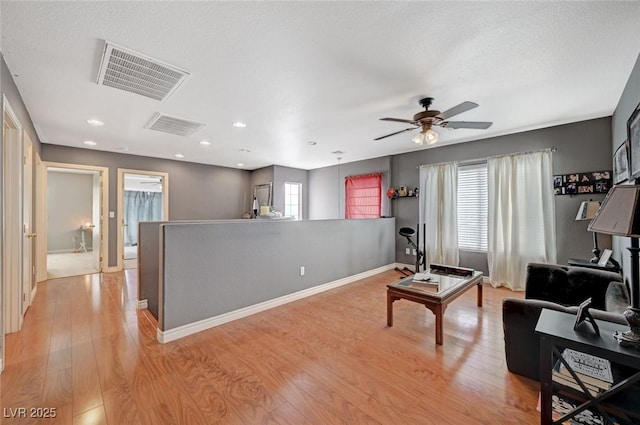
[
  {"xmin": 374, "ymin": 127, "xmax": 418, "ymax": 141},
  {"xmin": 380, "ymin": 117, "xmax": 418, "ymax": 124},
  {"xmin": 441, "ymin": 121, "xmax": 493, "ymax": 130},
  {"xmin": 435, "ymin": 101, "xmax": 479, "ymax": 120}
]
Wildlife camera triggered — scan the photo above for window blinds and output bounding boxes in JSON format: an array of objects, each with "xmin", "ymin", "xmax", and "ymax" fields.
[{"xmin": 457, "ymin": 163, "xmax": 488, "ymax": 251}]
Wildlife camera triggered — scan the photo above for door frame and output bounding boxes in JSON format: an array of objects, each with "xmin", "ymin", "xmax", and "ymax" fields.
[
  {"xmin": 3, "ymin": 96, "xmax": 24, "ymax": 338},
  {"xmin": 116, "ymin": 168, "xmax": 169, "ymax": 271},
  {"xmin": 35, "ymin": 152, "xmax": 47, "ymax": 283},
  {"xmin": 36, "ymin": 162, "xmax": 110, "ymax": 277},
  {"xmin": 22, "ymin": 131, "xmax": 35, "ymax": 311}
]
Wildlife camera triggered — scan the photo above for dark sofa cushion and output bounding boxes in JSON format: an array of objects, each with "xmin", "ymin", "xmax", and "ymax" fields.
[{"xmin": 524, "ymin": 263, "xmax": 622, "ymax": 310}]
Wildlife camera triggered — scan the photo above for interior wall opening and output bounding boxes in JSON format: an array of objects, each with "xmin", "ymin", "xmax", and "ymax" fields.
[
  {"xmin": 119, "ymin": 171, "xmax": 168, "ymax": 270},
  {"xmin": 46, "ymin": 167, "xmax": 101, "ymax": 279}
]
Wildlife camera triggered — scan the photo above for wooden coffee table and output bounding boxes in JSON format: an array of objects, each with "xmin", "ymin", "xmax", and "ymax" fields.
[{"xmin": 387, "ymin": 269, "xmax": 483, "ymax": 345}]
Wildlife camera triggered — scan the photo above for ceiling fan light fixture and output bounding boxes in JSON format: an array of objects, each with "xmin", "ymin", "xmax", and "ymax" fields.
[
  {"xmin": 412, "ymin": 133, "xmax": 424, "ymax": 145},
  {"xmin": 425, "ymin": 128, "xmax": 439, "ymax": 145}
]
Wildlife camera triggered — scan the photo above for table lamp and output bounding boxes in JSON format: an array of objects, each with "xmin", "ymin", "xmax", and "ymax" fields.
[
  {"xmin": 588, "ymin": 185, "xmax": 640, "ymax": 347},
  {"xmin": 575, "ymin": 199, "xmax": 601, "ymax": 263}
]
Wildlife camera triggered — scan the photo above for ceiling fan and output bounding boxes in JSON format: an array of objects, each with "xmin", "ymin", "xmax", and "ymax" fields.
[{"xmin": 374, "ymin": 97, "xmax": 493, "ymax": 146}]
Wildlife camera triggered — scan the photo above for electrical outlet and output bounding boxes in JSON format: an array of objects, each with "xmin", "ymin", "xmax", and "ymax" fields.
[
  {"xmin": 300, "ymin": 266, "xmax": 305, "ymax": 276},
  {"xmin": 413, "ymin": 249, "xmax": 417, "ymax": 256},
  {"xmin": 405, "ymin": 248, "xmax": 410, "ymax": 255}
]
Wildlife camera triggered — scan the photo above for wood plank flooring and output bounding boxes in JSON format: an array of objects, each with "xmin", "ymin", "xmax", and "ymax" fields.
[{"xmin": 0, "ymin": 270, "xmax": 540, "ymax": 424}]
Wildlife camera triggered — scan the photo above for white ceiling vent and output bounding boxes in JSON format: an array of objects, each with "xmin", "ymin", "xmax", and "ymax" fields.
[
  {"xmin": 96, "ymin": 41, "xmax": 190, "ymax": 101},
  {"xmin": 146, "ymin": 113, "xmax": 206, "ymax": 136}
]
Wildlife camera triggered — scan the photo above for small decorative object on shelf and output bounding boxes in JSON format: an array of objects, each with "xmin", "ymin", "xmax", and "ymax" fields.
[
  {"xmin": 386, "ymin": 187, "xmax": 397, "ymax": 198},
  {"xmin": 398, "ymin": 185, "xmax": 408, "ymax": 197},
  {"xmin": 614, "ymin": 312, "xmax": 640, "ymax": 348},
  {"xmin": 573, "ymin": 298, "xmax": 600, "ymax": 336}
]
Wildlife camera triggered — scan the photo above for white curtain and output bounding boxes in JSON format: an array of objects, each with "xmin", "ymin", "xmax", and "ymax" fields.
[
  {"xmin": 124, "ymin": 190, "xmax": 163, "ymax": 246},
  {"xmin": 419, "ymin": 162, "xmax": 459, "ymax": 267},
  {"xmin": 487, "ymin": 150, "xmax": 556, "ymax": 290}
]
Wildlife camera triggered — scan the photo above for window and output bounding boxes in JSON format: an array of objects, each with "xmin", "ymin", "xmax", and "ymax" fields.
[
  {"xmin": 457, "ymin": 163, "xmax": 488, "ymax": 251},
  {"xmin": 284, "ymin": 182, "xmax": 302, "ymax": 220},
  {"xmin": 345, "ymin": 173, "xmax": 382, "ymax": 219}
]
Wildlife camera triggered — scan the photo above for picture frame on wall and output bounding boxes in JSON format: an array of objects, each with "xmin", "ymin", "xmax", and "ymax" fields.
[
  {"xmin": 628, "ymin": 102, "xmax": 640, "ymax": 180},
  {"xmin": 613, "ymin": 140, "xmax": 630, "ymax": 184}
]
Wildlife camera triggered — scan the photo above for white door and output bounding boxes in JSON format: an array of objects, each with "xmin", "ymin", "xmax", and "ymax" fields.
[
  {"xmin": 22, "ymin": 132, "xmax": 35, "ymax": 312},
  {"xmin": 92, "ymin": 172, "xmax": 102, "ymax": 271}
]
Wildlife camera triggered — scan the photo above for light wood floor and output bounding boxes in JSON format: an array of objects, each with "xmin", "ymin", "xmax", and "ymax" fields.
[{"xmin": 1, "ymin": 269, "xmax": 540, "ymax": 424}]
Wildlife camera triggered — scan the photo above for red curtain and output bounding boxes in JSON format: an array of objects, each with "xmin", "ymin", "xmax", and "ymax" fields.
[{"xmin": 345, "ymin": 173, "xmax": 382, "ymax": 219}]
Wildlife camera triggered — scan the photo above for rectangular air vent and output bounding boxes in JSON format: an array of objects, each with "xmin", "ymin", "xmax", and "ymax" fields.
[
  {"xmin": 96, "ymin": 41, "xmax": 190, "ymax": 101},
  {"xmin": 146, "ymin": 113, "xmax": 206, "ymax": 136}
]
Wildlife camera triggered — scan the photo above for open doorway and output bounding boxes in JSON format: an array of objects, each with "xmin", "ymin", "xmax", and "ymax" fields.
[
  {"xmin": 117, "ymin": 170, "xmax": 169, "ymax": 270},
  {"xmin": 39, "ymin": 163, "xmax": 109, "ymax": 279}
]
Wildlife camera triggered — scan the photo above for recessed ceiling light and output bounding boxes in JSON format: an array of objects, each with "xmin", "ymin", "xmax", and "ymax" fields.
[
  {"xmin": 232, "ymin": 121, "xmax": 247, "ymax": 128},
  {"xmin": 308, "ymin": 141, "xmax": 317, "ymax": 146},
  {"xmin": 83, "ymin": 140, "xmax": 97, "ymax": 146},
  {"xmin": 239, "ymin": 148, "xmax": 251, "ymax": 153},
  {"xmin": 199, "ymin": 140, "xmax": 211, "ymax": 146},
  {"xmin": 237, "ymin": 163, "xmax": 245, "ymax": 167},
  {"xmin": 174, "ymin": 153, "xmax": 184, "ymax": 159},
  {"xmin": 87, "ymin": 119, "xmax": 104, "ymax": 127}
]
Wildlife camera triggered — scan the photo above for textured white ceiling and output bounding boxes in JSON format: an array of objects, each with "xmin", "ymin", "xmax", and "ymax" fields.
[{"xmin": 2, "ymin": 1, "xmax": 640, "ymax": 170}]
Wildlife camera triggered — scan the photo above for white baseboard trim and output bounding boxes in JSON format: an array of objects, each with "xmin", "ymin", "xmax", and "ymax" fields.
[
  {"xmin": 31, "ymin": 284, "xmax": 38, "ymax": 304},
  {"xmin": 137, "ymin": 299, "xmax": 148, "ymax": 310},
  {"xmin": 157, "ymin": 263, "xmax": 397, "ymax": 343},
  {"xmin": 0, "ymin": 358, "xmax": 3, "ymax": 372},
  {"xmin": 103, "ymin": 266, "xmax": 119, "ymax": 273},
  {"xmin": 47, "ymin": 249, "xmax": 76, "ymax": 254}
]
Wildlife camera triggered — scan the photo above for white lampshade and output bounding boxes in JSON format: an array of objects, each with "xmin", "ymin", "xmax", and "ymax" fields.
[
  {"xmin": 412, "ymin": 127, "xmax": 439, "ymax": 146},
  {"xmin": 425, "ymin": 128, "xmax": 439, "ymax": 145}
]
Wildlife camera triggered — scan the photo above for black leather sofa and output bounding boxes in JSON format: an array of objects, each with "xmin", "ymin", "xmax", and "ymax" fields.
[{"xmin": 502, "ymin": 263, "xmax": 628, "ymax": 381}]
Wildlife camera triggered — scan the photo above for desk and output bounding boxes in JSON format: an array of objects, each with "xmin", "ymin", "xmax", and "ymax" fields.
[
  {"xmin": 79, "ymin": 224, "xmax": 94, "ymax": 252},
  {"xmin": 568, "ymin": 258, "xmax": 620, "ymax": 273},
  {"xmin": 536, "ymin": 309, "xmax": 640, "ymax": 424}
]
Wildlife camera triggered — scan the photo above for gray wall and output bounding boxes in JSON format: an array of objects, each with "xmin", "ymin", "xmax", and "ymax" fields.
[
  {"xmin": 158, "ymin": 218, "xmax": 395, "ymax": 330},
  {"xmin": 390, "ymin": 117, "xmax": 614, "ymax": 273},
  {"xmin": 139, "ymin": 221, "xmax": 163, "ymax": 318},
  {"xmin": 47, "ymin": 171, "xmax": 94, "ymax": 252},
  {"xmin": 308, "ymin": 156, "xmax": 392, "ymax": 220},
  {"xmin": 273, "ymin": 165, "xmax": 309, "ymax": 219},
  {"xmin": 611, "ymin": 51, "xmax": 640, "ymax": 281},
  {"xmin": 41, "ymin": 145, "xmax": 252, "ymax": 267}
]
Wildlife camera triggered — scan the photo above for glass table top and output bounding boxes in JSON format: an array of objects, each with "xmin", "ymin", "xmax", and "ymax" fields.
[{"xmin": 389, "ymin": 268, "xmax": 483, "ymax": 298}]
